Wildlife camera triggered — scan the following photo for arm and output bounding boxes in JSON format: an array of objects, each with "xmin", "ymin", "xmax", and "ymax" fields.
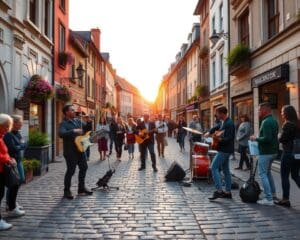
[
  {"xmin": 220, "ymin": 122, "xmax": 235, "ymax": 144},
  {"xmin": 3, "ymin": 133, "xmax": 24, "ymax": 154},
  {"xmin": 59, "ymin": 122, "xmax": 77, "ymax": 139},
  {"xmin": 0, "ymin": 140, "xmax": 11, "ymax": 164},
  {"xmin": 278, "ymin": 122, "xmax": 295, "ymax": 144}
]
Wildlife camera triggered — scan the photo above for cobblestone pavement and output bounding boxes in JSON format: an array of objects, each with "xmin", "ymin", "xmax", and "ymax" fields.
[{"xmin": 0, "ymin": 138, "xmax": 300, "ymax": 239}]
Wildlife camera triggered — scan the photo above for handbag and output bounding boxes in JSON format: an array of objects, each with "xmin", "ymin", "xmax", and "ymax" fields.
[{"xmin": 3, "ymin": 164, "xmax": 20, "ymax": 188}]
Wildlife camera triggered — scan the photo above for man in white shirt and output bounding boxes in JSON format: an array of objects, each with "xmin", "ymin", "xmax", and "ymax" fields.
[{"xmin": 155, "ymin": 114, "xmax": 168, "ymax": 158}]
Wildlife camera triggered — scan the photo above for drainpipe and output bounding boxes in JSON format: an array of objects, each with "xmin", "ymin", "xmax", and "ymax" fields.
[
  {"xmin": 227, "ymin": 0, "xmax": 231, "ymax": 117},
  {"xmin": 51, "ymin": 2, "xmax": 55, "ymax": 162}
]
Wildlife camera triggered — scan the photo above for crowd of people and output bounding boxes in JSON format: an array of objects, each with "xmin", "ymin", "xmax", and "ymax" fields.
[{"xmin": 1, "ymin": 102, "xmax": 300, "ymax": 231}]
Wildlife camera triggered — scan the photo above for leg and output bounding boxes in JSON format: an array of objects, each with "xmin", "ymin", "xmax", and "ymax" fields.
[
  {"xmin": 267, "ymin": 155, "xmax": 276, "ymax": 196},
  {"xmin": 147, "ymin": 143, "xmax": 157, "ymax": 170},
  {"xmin": 64, "ymin": 156, "xmax": 77, "ymax": 191},
  {"xmin": 221, "ymin": 153, "xmax": 232, "ymax": 193},
  {"xmin": 290, "ymin": 156, "xmax": 300, "ymax": 188},
  {"xmin": 17, "ymin": 161, "xmax": 25, "ymax": 184},
  {"xmin": 140, "ymin": 144, "xmax": 146, "ymax": 169},
  {"xmin": 7, "ymin": 185, "xmax": 19, "ymax": 211},
  {"xmin": 280, "ymin": 152, "xmax": 291, "ymax": 199},
  {"xmin": 77, "ymin": 154, "xmax": 88, "ymax": 191},
  {"xmin": 210, "ymin": 152, "xmax": 224, "ymax": 191},
  {"xmin": 0, "ymin": 174, "xmax": 6, "ymax": 219},
  {"xmin": 156, "ymin": 136, "xmax": 161, "ymax": 156},
  {"xmin": 258, "ymin": 155, "xmax": 273, "ymax": 201}
]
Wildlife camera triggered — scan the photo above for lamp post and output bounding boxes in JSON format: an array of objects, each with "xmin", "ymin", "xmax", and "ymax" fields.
[
  {"xmin": 209, "ymin": 30, "xmax": 229, "ymax": 45},
  {"xmin": 60, "ymin": 63, "xmax": 86, "ymax": 86}
]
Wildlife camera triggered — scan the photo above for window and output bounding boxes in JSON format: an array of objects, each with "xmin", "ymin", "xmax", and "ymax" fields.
[
  {"xmin": 0, "ymin": 28, "xmax": 3, "ymax": 43},
  {"xmin": 239, "ymin": 10, "xmax": 249, "ymax": 46},
  {"xmin": 44, "ymin": 0, "xmax": 50, "ymax": 37},
  {"xmin": 267, "ymin": 0, "xmax": 279, "ymax": 38},
  {"xmin": 212, "ymin": 60, "xmax": 216, "ymax": 88},
  {"xmin": 219, "ymin": 3, "xmax": 223, "ymax": 32},
  {"xmin": 212, "ymin": 16, "xmax": 216, "ymax": 34},
  {"xmin": 59, "ymin": 23, "xmax": 65, "ymax": 52},
  {"xmin": 59, "ymin": 0, "xmax": 65, "ymax": 11},
  {"xmin": 220, "ymin": 54, "xmax": 224, "ymax": 84},
  {"xmin": 87, "ymin": 76, "xmax": 91, "ymax": 97},
  {"xmin": 29, "ymin": 0, "xmax": 37, "ymax": 25}
]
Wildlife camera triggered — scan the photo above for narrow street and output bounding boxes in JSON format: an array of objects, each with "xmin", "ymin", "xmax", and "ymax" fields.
[{"xmin": 0, "ymin": 138, "xmax": 300, "ymax": 239}]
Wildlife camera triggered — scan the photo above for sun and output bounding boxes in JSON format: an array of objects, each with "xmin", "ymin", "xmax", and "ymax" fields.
[{"xmin": 137, "ymin": 82, "xmax": 158, "ymax": 103}]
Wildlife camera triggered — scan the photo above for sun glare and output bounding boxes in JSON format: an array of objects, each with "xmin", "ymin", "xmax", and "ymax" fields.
[{"xmin": 139, "ymin": 84, "xmax": 157, "ymax": 103}]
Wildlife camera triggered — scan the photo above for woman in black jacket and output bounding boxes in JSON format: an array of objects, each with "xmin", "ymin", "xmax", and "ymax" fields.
[{"xmin": 276, "ymin": 105, "xmax": 300, "ymax": 207}]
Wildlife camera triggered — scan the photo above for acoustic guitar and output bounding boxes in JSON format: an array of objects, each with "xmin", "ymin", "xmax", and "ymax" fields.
[
  {"xmin": 135, "ymin": 128, "xmax": 157, "ymax": 144},
  {"xmin": 211, "ymin": 130, "xmax": 224, "ymax": 150}
]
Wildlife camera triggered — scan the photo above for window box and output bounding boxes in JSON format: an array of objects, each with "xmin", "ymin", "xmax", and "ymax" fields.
[{"xmin": 226, "ymin": 44, "xmax": 251, "ymax": 76}]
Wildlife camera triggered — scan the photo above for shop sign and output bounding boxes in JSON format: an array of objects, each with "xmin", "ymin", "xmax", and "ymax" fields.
[{"xmin": 252, "ymin": 64, "xmax": 289, "ymax": 88}]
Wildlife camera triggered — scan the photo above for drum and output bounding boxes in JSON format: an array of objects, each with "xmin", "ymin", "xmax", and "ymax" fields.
[
  {"xmin": 193, "ymin": 142, "xmax": 209, "ymax": 155},
  {"xmin": 192, "ymin": 155, "xmax": 210, "ymax": 178},
  {"xmin": 208, "ymin": 150, "xmax": 218, "ymax": 161}
]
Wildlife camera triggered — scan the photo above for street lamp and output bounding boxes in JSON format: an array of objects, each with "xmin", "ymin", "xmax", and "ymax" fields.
[
  {"xmin": 60, "ymin": 63, "xmax": 86, "ymax": 85},
  {"xmin": 209, "ymin": 30, "xmax": 229, "ymax": 45}
]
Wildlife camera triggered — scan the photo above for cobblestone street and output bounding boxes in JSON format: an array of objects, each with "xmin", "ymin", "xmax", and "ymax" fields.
[{"xmin": 0, "ymin": 138, "xmax": 300, "ymax": 239}]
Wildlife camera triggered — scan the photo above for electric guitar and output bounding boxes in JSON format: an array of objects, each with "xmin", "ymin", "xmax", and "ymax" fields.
[
  {"xmin": 211, "ymin": 130, "xmax": 224, "ymax": 150},
  {"xmin": 135, "ymin": 128, "xmax": 157, "ymax": 144},
  {"xmin": 75, "ymin": 129, "xmax": 108, "ymax": 152}
]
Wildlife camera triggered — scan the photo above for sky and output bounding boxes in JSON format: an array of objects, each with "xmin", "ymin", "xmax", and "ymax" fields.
[{"xmin": 69, "ymin": 0, "xmax": 199, "ymax": 102}]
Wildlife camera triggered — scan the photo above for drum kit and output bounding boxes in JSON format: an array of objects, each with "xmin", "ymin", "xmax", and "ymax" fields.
[{"xmin": 183, "ymin": 127, "xmax": 217, "ymax": 181}]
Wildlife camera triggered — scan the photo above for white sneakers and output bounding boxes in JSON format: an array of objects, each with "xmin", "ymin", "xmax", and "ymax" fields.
[
  {"xmin": 0, "ymin": 219, "xmax": 12, "ymax": 231},
  {"xmin": 257, "ymin": 198, "xmax": 274, "ymax": 206},
  {"xmin": 6, "ymin": 207, "xmax": 26, "ymax": 217}
]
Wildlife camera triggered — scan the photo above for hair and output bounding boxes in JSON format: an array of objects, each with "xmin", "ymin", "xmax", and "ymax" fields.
[
  {"xmin": 240, "ymin": 114, "xmax": 249, "ymax": 122},
  {"xmin": 99, "ymin": 116, "xmax": 107, "ymax": 125},
  {"xmin": 11, "ymin": 114, "xmax": 23, "ymax": 123},
  {"xmin": 216, "ymin": 106, "xmax": 228, "ymax": 115},
  {"xmin": 62, "ymin": 104, "xmax": 73, "ymax": 115},
  {"xmin": 0, "ymin": 113, "xmax": 13, "ymax": 131},
  {"xmin": 128, "ymin": 117, "xmax": 136, "ymax": 126},
  {"xmin": 282, "ymin": 105, "xmax": 300, "ymax": 126}
]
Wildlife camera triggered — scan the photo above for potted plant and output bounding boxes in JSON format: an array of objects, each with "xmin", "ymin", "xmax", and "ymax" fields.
[
  {"xmin": 56, "ymin": 85, "xmax": 72, "ymax": 102},
  {"xmin": 23, "ymin": 159, "xmax": 41, "ymax": 183},
  {"xmin": 24, "ymin": 75, "xmax": 54, "ymax": 102},
  {"xmin": 226, "ymin": 44, "xmax": 251, "ymax": 76},
  {"xmin": 24, "ymin": 130, "xmax": 50, "ymax": 176},
  {"xmin": 195, "ymin": 85, "xmax": 209, "ymax": 99}
]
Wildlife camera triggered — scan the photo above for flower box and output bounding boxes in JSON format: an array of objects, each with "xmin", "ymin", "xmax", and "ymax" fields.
[
  {"xmin": 24, "ymin": 75, "xmax": 54, "ymax": 102},
  {"xmin": 58, "ymin": 51, "xmax": 73, "ymax": 67},
  {"xmin": 56, "ymin": 85, "xmax": 72, "ymax": 102}
]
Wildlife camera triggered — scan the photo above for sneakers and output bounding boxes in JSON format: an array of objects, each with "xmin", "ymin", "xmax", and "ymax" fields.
[
  {"xmin": 0, "ymin": 219, "xmax": 12, "ymax": 231},
  {"xmin": 78, "ymin": 188, "xmax": 93, "ymax": 196},
  {"xmin": 6, "ymin": 207, "xmax": 25, "ymax": 217},
  {"xmin": 6, "ymin": 202, "xmax": 23, "ymax": 211},
  {"xmin": 257, "ymin": 198, "xmax": 274, "ymax": 206},
  {"xmin": 274, "ymin": 199, "xmax": 291, "ymax": 208},
  {"xmin": 63, "ymin": 190, "xmax": 74, "ymax": 200},
  {"xmin": 138, "ymin": 167, "xmax": 145, "ymax": 171},
  {"xmin": 209, "ymin": 190, "xmax": 225, "ymax": 200}
]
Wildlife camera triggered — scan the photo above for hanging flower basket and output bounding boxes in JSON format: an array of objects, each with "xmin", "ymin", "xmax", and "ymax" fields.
[
  {"xmin": 24, "ymin": 75, "xmax": 54, "ymax": 102},
  {"xmin": 56, "ymin": 85, "xmax": 72, "ymax": 102},
  {"xmin": 58, "ymin": 51, "xmax": 74, "ymax": 67}
]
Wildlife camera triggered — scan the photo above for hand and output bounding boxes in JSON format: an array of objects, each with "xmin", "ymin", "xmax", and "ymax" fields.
[
  {"xmin": 204, "ymin": 132, "xmax": 210, "ymax": 138},
  {"xmin": 74, "ymin": 128, "xmax": 83, "ymax": 134},
  {"xmin": 10, "ymin": 158, "xmax": 17, "ymax": 166},
  {"xmin": 250, "ymin": 135, "xmax": 256, "ymax": 141}
]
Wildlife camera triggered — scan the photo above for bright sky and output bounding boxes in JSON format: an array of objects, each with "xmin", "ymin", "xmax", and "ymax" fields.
[{"xmin": 69, "ymin": 0, "xmax": 199, "ymax": 102}]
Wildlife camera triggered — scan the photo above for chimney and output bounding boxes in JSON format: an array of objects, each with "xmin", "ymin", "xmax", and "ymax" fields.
[{"xmin": 91, "ymin": 28, "xmax": 101, "ymax": 51}]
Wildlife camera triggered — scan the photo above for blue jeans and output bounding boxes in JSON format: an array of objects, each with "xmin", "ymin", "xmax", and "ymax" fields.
[
  {"xmin": 258, "ymin": 154, "xmax": 277, "ymax": 201},
  {"xmin": 210, "ymin": 152, "xmax": 231, "ymax": 192},
  {"xmin": 128, "ymin": 143, "xmax": 135, "ymax": 154}
]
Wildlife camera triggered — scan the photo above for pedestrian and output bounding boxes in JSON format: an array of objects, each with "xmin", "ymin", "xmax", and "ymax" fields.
[
  {"xmin": 176, "ymin": 116, "xmax": 187, "ymax": 152},
  {"xmin": 235, "ymin": 114, "xmax": 251, "ymax": 170},
  {"xmin": 108, "ymin": 114, "xmax": 117, "ymax": 156},
  {"xmin": 250, "ymin": 102, "xmax": 279, "ymax": 206},
  {"xmin": 3, "ymin": 115, "xmax": 27, "ymax": 210},
  {"xmin": 126, "ymin": 117, "xmax": 137, "ymax": 160},
  {"xmin": 0, "ymin": 114, "xmax": 25, "ymax": 231},
  {"xmin": 137, "ymin": 114, "xmax": 157, "ymax": 172},
  {"xmin": 275, "ymin": 105, "xmax": 300, "ymax": 207},
  {"xmin": 204, "ymin": 106, "xmax": 235, "ymax": 200},
  {"xmin": 189, "ymin": 114, "xmax": 202, "ymax": 143},
  {"xmin": 82, "ymin": 115, "xmax": 93, "ymax": 161},
  {"xmin": 96, "ymin": 116, "xmax": 110, "ymax": 161},
  {"xmin": 114, "ymin": 116, "xmax": 126, "ymax": 161},
  {"xmin": 155, "ymin": 114, "xmax": 168, "ymax": 158},
  {"xmin": 59, "ymin": 104, "xmax": 93, "ymax": 200}
]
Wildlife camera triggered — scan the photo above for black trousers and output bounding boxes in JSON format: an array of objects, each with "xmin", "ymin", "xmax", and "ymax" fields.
[
  {"xmin": 114, "ymin": 140, "xmax": 123, "ymax": 158},
  {"xmin": 238, "ymin": 145, "xmax": 250, "ymax": 169},
  {"xmin": 64, "ymin": 153, "xmax": 88, "ymax": 191},
  {"xmin": 0, "ymin": 173, "xmax": 19, "ymax": 218},
  {"xmin": 140, "ymin": 142, "xmax": 156, "ymax": 169}
]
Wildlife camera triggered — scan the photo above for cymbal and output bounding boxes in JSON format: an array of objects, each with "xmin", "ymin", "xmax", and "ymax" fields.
[{"xmin": 182, "ymin": 127, "xmax": 203, "ymax": 135}]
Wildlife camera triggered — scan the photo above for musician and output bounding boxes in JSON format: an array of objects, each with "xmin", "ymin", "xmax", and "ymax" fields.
[
  {"xmin": 204, "ymin": 106, "xmax": 235, "ymax": 200},
  {"xmin": 155, "ymin": 114, "xmax": 168, "ymax": 158},
  {"xmin": 137, "ymin": 114, "xmax": 157, "ymax": 172},
  {"xmin": 59, "ymin": 104, "xmax": 93, "ymax": 200}
]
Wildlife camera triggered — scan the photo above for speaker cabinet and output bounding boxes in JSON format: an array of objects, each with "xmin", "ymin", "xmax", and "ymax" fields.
[{"xmin": 165, "ymin": 161, "xmax": 186, "ymax": 181}]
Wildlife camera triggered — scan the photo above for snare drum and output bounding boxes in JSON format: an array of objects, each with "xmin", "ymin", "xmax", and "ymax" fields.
[
  {"xmin": 192, "ymin": 155, "xmax": 210, "ymax": 178},
  {"xmin": 193, "ymin": 142, "xmax": 209, "ymax": 155}
]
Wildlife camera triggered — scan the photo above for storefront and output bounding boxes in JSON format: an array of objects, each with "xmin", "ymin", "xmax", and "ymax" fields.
[
  {"xmin": 252, "ymin": 64, "xmax": 289, "ymax": 128},
  {"xmin": 186, "ymin": 102, "xmax": 199, "ymax": 124},
  {"xmin": 200, "ymin": 101, "xmax": 210, "ymax": 132}
]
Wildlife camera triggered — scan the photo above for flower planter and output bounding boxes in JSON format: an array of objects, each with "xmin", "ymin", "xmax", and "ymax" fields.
[
  {"xmin": 229, "ymin": 60, "xmax": 251, "ymax": 76},
  {"xmin": 24, "ymin": 145, "xmax": 50, "ymax": 176},
  {"xmin": 25, "ymin": 169, "xmax": 34, "ymax": 183}
]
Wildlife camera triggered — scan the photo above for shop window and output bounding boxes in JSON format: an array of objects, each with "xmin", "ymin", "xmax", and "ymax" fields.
[
  {"xmin": 239, "ymin": 9, "xmax": 249, "ymax": 46},
  {"xmin": 267, "ymin": 0, "xmax": 279, "ymax": 39},
  {"xmin": 29, "ymin": 103, "xmax": 44, "ymax": 132}
]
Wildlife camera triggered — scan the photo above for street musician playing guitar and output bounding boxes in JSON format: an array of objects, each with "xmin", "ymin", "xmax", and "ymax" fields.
[
  {"xmin": 204, "ymin": 106, "xmax": 235, "ymax": 201},
  {"xmin": 136, "ymin": 114, "xmax": 158, "ymax": 172}
]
